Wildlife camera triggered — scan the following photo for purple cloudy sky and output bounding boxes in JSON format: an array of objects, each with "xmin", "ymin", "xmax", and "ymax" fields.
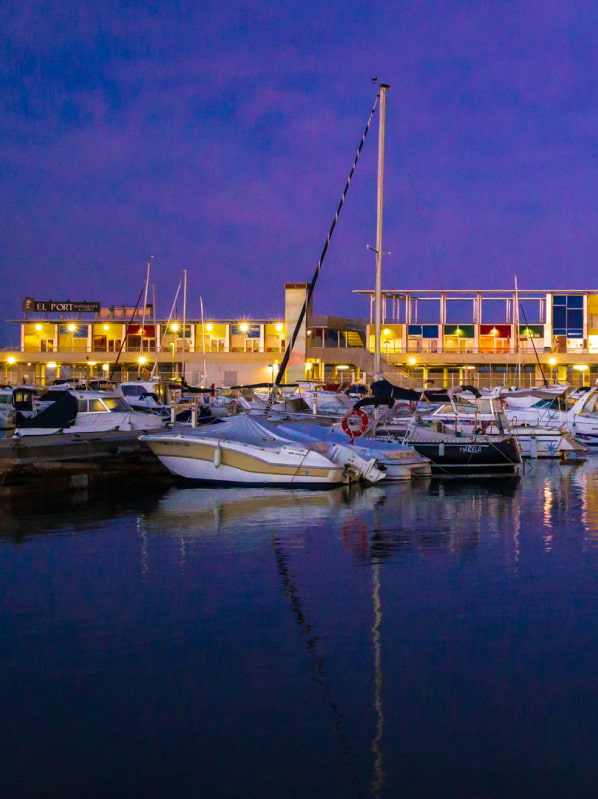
[{"xmin": 2, "ymin": 0, "xmax": 598, "ymax": 345}]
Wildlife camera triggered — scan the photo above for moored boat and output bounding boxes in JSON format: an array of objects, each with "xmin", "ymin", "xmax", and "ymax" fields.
[
  {"xmin": 141, "ymin": 414, "xmax": 386, "ymax": 487},
  {"xmin": 13, "ymin": 389, "xmax": 166, "ymax": 437}
]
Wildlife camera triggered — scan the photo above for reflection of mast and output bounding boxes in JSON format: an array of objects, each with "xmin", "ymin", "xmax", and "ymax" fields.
[
  {"xmin": 273, "ymin": 538, "xmax": 365, "ymax": 798},
  {"xmin": 370, "ymin": 562, "xmax": 385, "ymax": 796}
]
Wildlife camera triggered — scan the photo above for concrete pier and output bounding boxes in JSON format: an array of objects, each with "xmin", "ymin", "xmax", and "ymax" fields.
[{"xmin": 0, "ymin": 430, "xmax": 172, "ymax": 498}]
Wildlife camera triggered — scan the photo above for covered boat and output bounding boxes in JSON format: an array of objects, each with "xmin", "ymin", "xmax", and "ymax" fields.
[{"xmin": 140, "ymin": 414, "xmax": 386, "ymax": 487}]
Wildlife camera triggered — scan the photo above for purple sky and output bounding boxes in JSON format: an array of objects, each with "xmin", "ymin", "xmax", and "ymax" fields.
[{"xmin": 2, "ymin": 0, "xmax": 598, "ymax": 345}]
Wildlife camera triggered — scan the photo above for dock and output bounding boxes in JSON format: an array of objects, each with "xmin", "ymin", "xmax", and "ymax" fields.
[{"xmin": 0, "ymin": 431, "xmax": 173, "ymax": 498}]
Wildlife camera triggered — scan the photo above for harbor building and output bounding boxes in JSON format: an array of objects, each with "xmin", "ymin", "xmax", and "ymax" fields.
[{"xmin": 4, "ymin": 285, "xmax": 598, "ymax": 388}]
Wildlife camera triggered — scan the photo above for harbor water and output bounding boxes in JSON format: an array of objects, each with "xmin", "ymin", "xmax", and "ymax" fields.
[{"xmin": 3, "ymin": 459, "xmax": 598, "ymax": 798}]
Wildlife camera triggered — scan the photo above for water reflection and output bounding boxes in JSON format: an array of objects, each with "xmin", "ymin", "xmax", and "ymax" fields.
[{"xmin": 4, "ymin": 462, "xmax": 598, "ymax": 797}]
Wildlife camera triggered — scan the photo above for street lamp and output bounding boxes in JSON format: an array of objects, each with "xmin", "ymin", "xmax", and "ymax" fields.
[{"xmin": 5, "ymin": 355, "xmax": 16, "ymax": 384}]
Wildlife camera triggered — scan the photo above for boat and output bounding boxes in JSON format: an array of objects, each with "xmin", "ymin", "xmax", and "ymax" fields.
[
  {"xmin": 567, "ymin": 387, "xmax": 598, "ymax": 446},
  {"xmin": 497, "ymin": 385, "xmax": 598, "ymax": 449},
  {"xmin": 353, "ymin": 381, "xmax": 522, "ymax": 477},
  {"xmin": 0, "ymin": 387, "xmax": 17, "ymax": 430},
  {"xmin": 416, "ymin": 391, "xmax": 585, "ymax": 460},
  {"xmin": 13, "ymin": 388, "xmax": 166, "ymax": 437},
  {"xmin": 140, "ymin": 413, "xmax": 386, "ymax": 486},
  {"xmin": 276, "ymin": 420, "xmax": 431, "ymax": 480}
]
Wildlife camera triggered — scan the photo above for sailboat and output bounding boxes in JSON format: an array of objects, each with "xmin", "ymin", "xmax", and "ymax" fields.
[{"xmin": 350, "ymin": 85, "xmax": 522, "ymax": 477}]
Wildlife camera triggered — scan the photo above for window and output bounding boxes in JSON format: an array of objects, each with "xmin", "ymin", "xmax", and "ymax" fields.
[{"xmin": 552, "ymin": 295, "xmax": 584, "ymax": 337}]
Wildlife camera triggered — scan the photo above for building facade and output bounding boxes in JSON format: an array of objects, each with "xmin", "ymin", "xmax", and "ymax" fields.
[{"xmin": 4, "ymin": 286, "xmax": 598, "ymax": 388}]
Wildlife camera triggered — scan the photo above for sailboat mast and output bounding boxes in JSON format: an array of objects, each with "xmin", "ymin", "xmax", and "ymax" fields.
[
  {"xmin": 374, "ymin": 84, "xmax": 390, "ymax": 376},
  {"xmin": 140, "ymin": 256, "xmax": 152, "ymax": 362},
  {"xmin": 182, "ymin": 269, "xmax": 188, "ymax": 381}
]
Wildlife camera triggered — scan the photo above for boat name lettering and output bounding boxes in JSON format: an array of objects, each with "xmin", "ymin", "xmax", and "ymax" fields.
[{"xmin": 459, "ymin": 445, "xmax": 482, "ymax": 454}]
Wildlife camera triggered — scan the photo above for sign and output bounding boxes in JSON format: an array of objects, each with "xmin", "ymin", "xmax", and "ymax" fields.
[{"xmin": 23, "ymin": 298, "xmax": 101, "ymax": 313}]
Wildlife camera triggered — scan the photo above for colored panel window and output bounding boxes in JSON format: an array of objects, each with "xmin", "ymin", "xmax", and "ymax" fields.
[
  {"xmin": 568, "ymin": 295, "xmax": 583, "ymax": 309},
  {"xmin": 408, "ymin": 325, "xmax": 422, "ymax": 335},
  {"xmin": 444, "ymin": 324, "xmax": 474, "ymax": 337},
  {"xmin": 552, "ymin": 307, "xmax": 567, "ymax": 328},
  {"xmin": 553, "ymin": 295, "xmax": 567, "ymax": 306},
  {"xmin": 567, "ymin": 330, "xmax": 584, "ymax": 338},
  {"xmin": 231, "ymin": 324, "xmax": 260, "ymax": 338},
  {"xmin": 59, "ymin": 325, "xmax": 88, "ymax": 337},
  {"xmin": 567, "ymin": 309, "xmax": 583, "ymax": 328},
  {"xmin": 519, "ymin": 325, "xmax": 543, "ymax": 337},
  {"xmin": 422, "ymin": 325, "xmax": 439, "ymax": 338}
]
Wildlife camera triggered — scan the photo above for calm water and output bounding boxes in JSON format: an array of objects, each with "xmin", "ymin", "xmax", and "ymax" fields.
[{"xmin": 2, "ymin": 460, "xmax": 598, "ymax": 798}]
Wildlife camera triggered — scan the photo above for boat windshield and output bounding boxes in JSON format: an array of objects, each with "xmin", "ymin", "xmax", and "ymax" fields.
[{"xmin": 102, "ymin": 397, "xmax": 131, "ymax": 412}]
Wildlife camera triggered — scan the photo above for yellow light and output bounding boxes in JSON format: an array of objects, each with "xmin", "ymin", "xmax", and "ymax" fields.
[
  {"xmin": 206, "ymin": 323, "xmax": 213, "ymax": 332},
  {"xmin": 47, "ymin": 362, "xmax": 57, "ymax": 369},
  {"xmin": 138, "ymin": 356, "xmax": 147, "ymax": 365},
  {"xmin": 573, "ymin": 364, "xmax": 589, "ymax": 371},
  {"xmin": 7, "ymin": 356, "xmax": 16, "ymax": 365},
  {"xmin": 383, "ymin": 328, "xmax": 391, "ymax": 336},
  {"xmin": 307, "ymin": 330, "xmax": 312, "ymax": 336},
  {"xmin": 409, "ymin": 357, "xmax": 417, "ymax": 365},
  {"xmin": 490, "ymin": 328, "xmax": 498, "ymax": 335},
  {"xmin": 35, "ymin": 323, "xmax": 42, "ymax": 331},
  {"xmin": 455, "ymin": 328, "xmax": 462, "ymax": 336},
  {"xmin": 102, "ymin": 364, "xmax": 109, "ymax": 372},
  {"xmin": 171, "ymin": 323, "xmax": 180, "ymax": 332},
  {"xmin": 549, "ymin": 358, "xmax": 557, "ymax": 366},
  {"xmin": 88, "ymin": 361, "xmax": 97, "ymax": 366},
  {"xmin": 103, "ymin": 324, "xmax": 109, "ymax": 331},
  {"xmin": 337, "ymin": 365, "xmax": 349, "ymax": 370},
  {"xmin": 240, "ymin": 323, "xmax": 249, "ymax": 333},
  {"xmin": 276, "ymin": 323, "xmax": 283, "ymax": 332},
  {"xmin": 67, "ymin": 323, "xmax": 76, "ymax": 332},
  {"xmin": 305, "ymin": 362, "xmax": 313, "ymax": 370}
]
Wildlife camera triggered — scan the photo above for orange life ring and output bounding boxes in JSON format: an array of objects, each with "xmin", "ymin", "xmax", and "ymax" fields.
[{"xmin": 341, "ymin": 408, "xmax": 369, "ymax": 439}]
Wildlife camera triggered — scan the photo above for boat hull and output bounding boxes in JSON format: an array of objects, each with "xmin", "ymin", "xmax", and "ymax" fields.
[
  {"xmin": 143, "ymin": 435, "xmax": 347, "ymax": 486},
  {"xmin": 408, "ymin": 436, "xmax": 522, "ymax": 477}
]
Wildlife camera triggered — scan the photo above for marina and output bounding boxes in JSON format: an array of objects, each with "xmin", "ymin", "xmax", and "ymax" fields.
[
  {"xmin": 5, "ymin": 6, "xmax": 598, "ymax": 796},
  {"xmin": 3, "ymin": 459, "xmax": 598, "ymax": 797}
]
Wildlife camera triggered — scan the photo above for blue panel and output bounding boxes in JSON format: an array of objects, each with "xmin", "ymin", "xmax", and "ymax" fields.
[
  {"xmin": 553, "ymin": 295, "xmax": 567, "ymax": 306},
  {"xmin": 553, "ymin": 307, "xmax": 567, "ymax": 328},
  {"xmin": 422, "ymin": 325, "xmax": 439, "ymax": 339},
  {"xmin": 231, "ymin": 324, "xmax": 260, "ymax": 338},
  {"xmin": 567, "ymin": 309, "xmax": 583, "ymax": 328},
  {"xmin": 568, "ymin": 295, "xmax": 583, "ymax": 309},
  {"xmin": 408, "ymin": 325, "xmax": 422, "ymax": 336},
  {"xmin": 567, "ymin": 330, "xmax": 584, "ymax": 338}
]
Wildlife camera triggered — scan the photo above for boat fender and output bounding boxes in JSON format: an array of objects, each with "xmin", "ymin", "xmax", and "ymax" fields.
[{"xmin": 213, "ymin": 445, "xmax": 222, "ymax": 468}]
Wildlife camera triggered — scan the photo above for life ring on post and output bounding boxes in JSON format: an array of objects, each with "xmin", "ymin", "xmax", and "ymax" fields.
[{"xmin": 341, "ymin": 408, "xmax": 369, "ymax": 440}]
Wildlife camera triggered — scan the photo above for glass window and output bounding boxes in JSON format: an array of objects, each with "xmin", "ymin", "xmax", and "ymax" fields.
[
  {"xmin": 103, "ymin": 398, "xmax": 130, "ymax": 412},
  {"xmin": 568, "ymin": 295, "xmax": 583, "ymax": 309}
]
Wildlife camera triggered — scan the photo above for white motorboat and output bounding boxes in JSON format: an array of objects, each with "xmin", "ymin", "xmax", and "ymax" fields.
[
  {"xmin": 276, "ymin": 420, "xmax": 432, "ymax": 481},
  {"xmin": 13, "ymin": 389, "xmax": 166, "ymax": 437},
  {"xmin": 0, "ymin": 388, "xmax": 17, "ymax": 430},
  {"xmin": 141, "ymin": 414, "xmax": 386, "ymax": 486},
  {"xmin": 423, "ymin": 394, "xmax": 586, "ymax": 460},
  {"xmin": 567, "ymin": 387, "xmax": 598, "ymax": 446}
]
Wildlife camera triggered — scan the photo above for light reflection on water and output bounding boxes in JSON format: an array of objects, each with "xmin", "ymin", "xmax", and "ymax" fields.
[{"xmin": 2, "ymin": 459, "xmax": 598, "ymax": 797}]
